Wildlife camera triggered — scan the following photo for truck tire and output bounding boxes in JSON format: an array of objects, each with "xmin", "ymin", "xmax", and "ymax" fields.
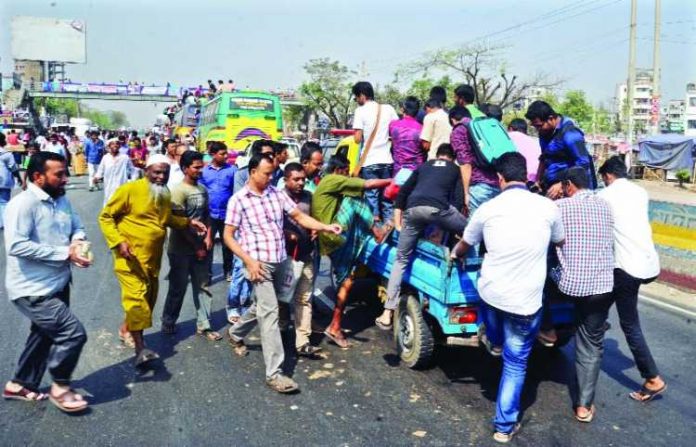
[{"xmin": 393, "ymin": 294, "xmax": 434, "ymax": 369}]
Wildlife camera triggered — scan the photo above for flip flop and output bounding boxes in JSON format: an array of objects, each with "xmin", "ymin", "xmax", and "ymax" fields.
[
  {"xmin": 119, "ymin": 331, "xmax": 136, "ymax": 348},
  {"xmin": 48, "ymin": 389, "xmax": 88, "ymax": 413},
  {"xmin": 629, "ymin": 383, "xmax": 667, "ymax": 402},
  {"xmin": 3, "ymin": 387, "xmax": 48, "ymax": 402},
  {"xmin": 324, "ymin": 330, "xmax": 350, "ymax": 349},
  {"xmin": 375, "ymin": 317, "xmax": 393, "ymax": 331},
  {"xmin": 134, "ymin": 348, "xmax": 160, "ymax": 367},
  {"xmin": 575, "ymin": 405, "xmax": 595, "ymax": 423},
  {"xmin": 196, "ymin": 329, "xmax": 223, "ymax": 341}
]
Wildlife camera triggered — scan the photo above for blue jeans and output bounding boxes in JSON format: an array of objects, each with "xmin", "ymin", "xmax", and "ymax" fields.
[
  {"xmin": 0, "ymin": 188, "xmax": 11, "ymax": 229},
  {"xmin": 483, "ymin": 303, "xmax": 541, "ymax": 434},
  {"xmin": 468, "ymin": 182, "xmax": 500, "ymax": 217},
  {"xmin": 360, "ymin": 163, "xmax": 393, "ymax": 222},
  {"xmin": 227, "ymin": 256, "xmax": 252, "ymax": 319}
]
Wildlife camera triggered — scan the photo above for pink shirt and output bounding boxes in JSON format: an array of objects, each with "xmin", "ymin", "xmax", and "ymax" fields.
[{"xmin": 508, "ymin": 131, "xmax": 541, "ymax": 182}]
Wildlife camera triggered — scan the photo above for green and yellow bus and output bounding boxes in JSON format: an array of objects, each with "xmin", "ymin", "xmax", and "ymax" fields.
[{"xmin": 197, "ymin": 91, "xmax": 283, "ymax": 152}]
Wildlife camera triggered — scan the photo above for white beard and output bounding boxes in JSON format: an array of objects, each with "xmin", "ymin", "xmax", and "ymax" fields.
[{"xmin": 149, "ymin": 183, "xmax": 171, "ymax": 207}]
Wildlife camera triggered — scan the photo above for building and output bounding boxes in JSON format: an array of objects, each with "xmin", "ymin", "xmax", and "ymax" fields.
[
  {"xmin": 685, "ymin": 83, "xmax": 696, "ymax": 137},
  {"xmin": 660, "ymin": 100, "xmax": 685, "ymax": 134},
  {"xmin": 615, "ymin": 68, "xmax": 654, "ymax": 136},
  {"xmin": 512, "ymin": 86, "xmax": 550, "ymax": 112}
]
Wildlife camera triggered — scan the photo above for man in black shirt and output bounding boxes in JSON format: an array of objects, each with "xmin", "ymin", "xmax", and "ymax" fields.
[{"xmin": 375, "ymin": 144, "xmax": 466, "ymax": 329}]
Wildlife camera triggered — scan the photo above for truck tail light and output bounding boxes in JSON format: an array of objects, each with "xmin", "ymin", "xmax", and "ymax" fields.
[{"xmin": 449, "ymin": 306, "xmax": 478, "ymax": 325}]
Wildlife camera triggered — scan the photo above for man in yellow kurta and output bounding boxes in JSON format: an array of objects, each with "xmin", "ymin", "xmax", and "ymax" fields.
[{"xmin": 98, "ymin": 154, "xmax": 206, "ymax": 366}]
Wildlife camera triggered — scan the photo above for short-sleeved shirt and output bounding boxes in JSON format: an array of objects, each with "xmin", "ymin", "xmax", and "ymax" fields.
[
  {"xmin": 225, "ymin": 185, "xmax": 297, "ymax": 263},
  {"xmin": 389, "ymin": 116, "xmax": 424, "ymax": 174},
  {"xmin": 451, "ymin": 122, "xmax": 499, "ymax": 187},
  {"xmin": 554, "ymin": 190, "xmax": 614, "ymax": 297},
  {"xmin": 463, "ymin": 186, "xmax": 565, "ymax": 315},
  {"xmin": 283, "ymin": 189, "xmax": 313, "ymax": 262},
  {"xmin": 508, "ymin": 131, "xmax": 541, "ymax": 182},
  {"xmin": 168, "ymin": 182, "xmax": 209, "ymax": 255},
  {"xmin": 421, "ymin": 109, "xmax": 452, "ymax": 160},
  {"xmin": 311, "ymin": 174, "xmax": 365, "ymax": 254},
  {"xmin": 352, "ymin": 101, "xmax": 399, "ymax": 166}
]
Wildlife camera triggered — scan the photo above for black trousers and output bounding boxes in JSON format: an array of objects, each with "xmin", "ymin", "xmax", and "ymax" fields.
[
  {"xmin": 209, "ymin": 218, "xmax": 233, "ymax": 276},
  {"xmin": 575, "ymin": 292, "xmax": 613, "ymax": 407},
  {"xmin": 12, "ymin": 286, "xmax": 87, "ymax": 390}
]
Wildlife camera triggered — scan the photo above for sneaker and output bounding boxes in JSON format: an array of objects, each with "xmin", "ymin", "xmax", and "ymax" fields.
[
  {"xmin": 297, "ymin": 343, "xmax": 322, "ymax": 358},
  {"xmin": 266, "ymin": 374, "xmax": 299, "ymax": 394},
  {"xmin": 225, "ymin": 273, "xmax": 233, "ymax": 282},
  {"xmin": 493, "ymin": 423, "xmax": 521, "ymax": 444}
]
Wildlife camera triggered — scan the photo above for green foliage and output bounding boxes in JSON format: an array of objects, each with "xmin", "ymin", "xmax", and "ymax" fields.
[
  {"xmin": 376, "ymin": 83, "xmax": 405, "ymax": 111},
  {"xmin": 32, "ymin": 97, "xmax": 129, "ymax": 129},
  {"xmin": 675, "ymin": 169, "xmax": 691, "ymax": 187},
  {"xmin": 299, "ymin": 58, "xmax": 355, "ymax": 128},
  {"xmin": 282, "ymin": 104, "xmax": 306, "ymax": 132},
  {"xmin": 558, "ymin": 90, "xmax": 593, "ymax": 131}
]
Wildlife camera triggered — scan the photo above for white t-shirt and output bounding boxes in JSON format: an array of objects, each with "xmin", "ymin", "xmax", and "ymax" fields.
[
  {"xmin": 352, "ymin": 101, "xmax": 399, "ymax": 166},
  {"xmin": 421, "ymin": 109, "xmax": 452, "ymax": 160},
  {"xmin": 463, "ymin": 187, "xmax": 565, "ymax": 315},
  {"xmin": 168, "ymin": 163, "xmax": 184, "ymax": 188},
  {"xmin": 598, "ymin": 178, "xmax": 660, "ymax": 279}
]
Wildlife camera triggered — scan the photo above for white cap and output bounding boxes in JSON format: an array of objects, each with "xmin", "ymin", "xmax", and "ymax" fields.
[{"xmin": 146, "ymin": 154, "xmax": 171, "ymax": 168}]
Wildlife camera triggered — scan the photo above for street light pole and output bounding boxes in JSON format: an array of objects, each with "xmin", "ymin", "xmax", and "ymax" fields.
[
  {"xmin": 651, "ymin": 0, "xmax": 662, "ymax": 135},
  {"xmin": 626, "ymin": 0, "xmax": 638, "ymax": 169}
]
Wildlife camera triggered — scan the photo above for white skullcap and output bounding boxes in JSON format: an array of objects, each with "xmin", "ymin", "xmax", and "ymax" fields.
[
  {"xmin": 146, "ymin": 154, "xmax": 171, "ymax": 168},
  {"xmin": 107, "ymin": 138, "xmax": 119, "ymax": 145}
]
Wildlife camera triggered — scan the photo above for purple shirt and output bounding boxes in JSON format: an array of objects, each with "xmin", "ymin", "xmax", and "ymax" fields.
[
  {"xmin": 450, "ymin": 121, "xmax": 498, "ymax": 187},
  {"xmin": 388, "ymin": 116, "xmax": 424, "ymax": 174}
]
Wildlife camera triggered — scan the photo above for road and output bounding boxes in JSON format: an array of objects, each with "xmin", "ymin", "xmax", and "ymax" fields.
[{"xmin": 0, "ymin": 176, "xmax": 694, "ymax": 446}]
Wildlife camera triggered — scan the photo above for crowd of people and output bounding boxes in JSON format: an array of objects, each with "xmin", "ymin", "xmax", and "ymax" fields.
[{"xmin": 0, "ymin": 81, "xmax": 665, "ymax": 443}]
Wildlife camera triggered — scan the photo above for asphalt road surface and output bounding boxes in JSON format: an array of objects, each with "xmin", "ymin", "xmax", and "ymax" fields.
[{"xmin": 1, "ymin": 176, "xmax": 694, "ymax": 446}]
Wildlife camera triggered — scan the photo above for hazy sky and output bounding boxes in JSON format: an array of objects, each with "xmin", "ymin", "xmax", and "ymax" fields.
[{"xmin": 2, "ymin": 0, "xmax": 695, "ymax": 127}]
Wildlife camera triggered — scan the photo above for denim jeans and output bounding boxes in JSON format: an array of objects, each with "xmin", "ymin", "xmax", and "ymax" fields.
[
  {"xmin": 612, "ymin": 268, "xmax": 659, "ymax": 379},
  {"xmin": 360, "ymin": 163, "xmax": 393, "ymax": 222},
  {"xmin": 0, "ymin": 188, "xmax": 11, "ymax": 229},
  {"xmin": 483, "ymin": 302, "xmax": 541, "ymax": 434},
  {"xmin": 575, "ymin": 292, "xmax": 613, "ymax": 408},
  {"xmin": 468, "ymin": 182, "xmax": 500, "ymax": 217},
  {"xmin": 162, "ymin": 252, "xmax": 213, "ymax": 331},
  {"xmin": 227, "ymin": 256, "xmax": 253, "ymax": 319}
]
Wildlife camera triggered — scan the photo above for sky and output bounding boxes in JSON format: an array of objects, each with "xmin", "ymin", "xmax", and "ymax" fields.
[{"xmin": 2, "ymin": 0, "xmax": 695, "ymax": 127}]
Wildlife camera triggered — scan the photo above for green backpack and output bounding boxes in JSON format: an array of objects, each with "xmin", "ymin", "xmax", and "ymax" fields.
[{"xmin": 467, "ymin": 117, "xmax": 517, "ymax": 169}]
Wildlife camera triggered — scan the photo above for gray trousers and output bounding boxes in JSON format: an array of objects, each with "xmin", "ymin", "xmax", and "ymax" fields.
[
  {"xmin": 575, "ymin": 292, "xmax": 613, "ymax": 407},
  {"xmin": 13, "ymin": 286, "xmax": 88, "ymax": 390},
  {"xmin": 162, "ymin": 252, "xmax": 213, "ymax": 331},
  {"xmin": 229, "ymin": 260, "xmax": 288, "ymax": 379},
  {"xmin": 385, "ymin": 205, "xmax": 467, "ymax": 310}
]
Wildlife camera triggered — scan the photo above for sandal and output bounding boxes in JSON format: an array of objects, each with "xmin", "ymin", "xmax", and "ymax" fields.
[
  {"xmin": 324, "ymin": 330, "xmax": 350, "ymax": 349},
  {"xmin": 373, "ymin": 222, "xmax": 394, "ymax": 245},
  {"xmin": 629, "ymin": 383, "xmax": 667, "ymax": 402},
  {"xmin": 119, "ymin": 330, "xmax": 136, "ymax": 348},
  {"xmin": 3, "ymin": 386, "xmax": 48, "ymax": 402},
  {"xmin": 48, "ymin": 389, "xmax": 88, "ymax": 413},
  {"xmin": 227, "ymin": 315, "xmax": 241, "ymax": 325},
  {"xmin": 575, "ymin": 405, "xmax": 595, "ymax": 423},
  {"xmin": 134, "ymin": 348, "xmax": 160, "ymax": 367},
  {"xmin": 375, "ymin": 317, "xmax": 392, "ymax": 331},
  {"xmin": 297, "ymin": 343, "xmax": 322, "ymax": 358},
  {"xmin": 196, "ymin": 329, "xmax": 222, "ymax": 341},
  {"xmin": 229, "ymin": 338, "xmax": 248, "ymax": 357},
  {"xmin": 266, "ymin": 374, "xmax": 299, "ymax": 394}
]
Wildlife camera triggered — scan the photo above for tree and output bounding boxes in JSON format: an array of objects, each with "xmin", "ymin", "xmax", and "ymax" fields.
[
  {"xmin": 401, "ymin": 43, "xmax": 560, "ymax": 109},
  {"xmin": 558, "ymin": 90, "xmax": 594, "ymax": 132},
  {"xmin": 32, "ymin": 97, "xmax": 130, "ymax": 129},
  {"xmin": 299, "ymin": 58, "xmax": 356, "ymax": 128},
  {"xmin": 375, "ymin": 83, "xmax": 404, "ymax": 111}
]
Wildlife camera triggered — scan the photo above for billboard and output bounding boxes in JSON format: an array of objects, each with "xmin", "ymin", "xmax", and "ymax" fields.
[{"xmin": 10, "ymin": 16, "xmax": 86, "ymax": 64}]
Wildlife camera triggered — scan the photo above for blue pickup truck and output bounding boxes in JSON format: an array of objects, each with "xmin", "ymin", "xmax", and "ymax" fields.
[{"xmin": 359, "ymin": 232, "xmax": 576, "ymax": 368}]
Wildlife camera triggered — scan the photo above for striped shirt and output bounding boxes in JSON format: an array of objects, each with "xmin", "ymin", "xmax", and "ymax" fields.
[
  {"xmin": 225, "ymin": 185, "xmax": 297, "ymax": 263},
  {"xmin": 554, "ymin": 190, "xmax": 614, "ymax": 297}
]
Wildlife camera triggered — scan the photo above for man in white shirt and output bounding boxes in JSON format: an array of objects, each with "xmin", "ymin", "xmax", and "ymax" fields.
[
  {"xmin": 94, "ymin": 139, "xmax": 135, "ymax": 206},
  {"xmin": 597, "ymin": 156, "xmax": 666, "ymax": 403},
  {"xmin": 352, "ymin": 81, "xmax": 398, "ymax": 224},
  {"xmin": 421, "ymin": 98, "xmax": 452, "ymax": 160},
  {"xmin": 452, "ymin": 152, "xmax": 565, "ymax": 443}
]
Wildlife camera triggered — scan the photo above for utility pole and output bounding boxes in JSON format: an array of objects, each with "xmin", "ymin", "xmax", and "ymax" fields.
[
  {"xmin": 626, "ymin": 0, "xmax": 638, "ymax": 169},
  {"xmin": 651, "ymin": 0, "xmax": 662, "ymax": 135}
]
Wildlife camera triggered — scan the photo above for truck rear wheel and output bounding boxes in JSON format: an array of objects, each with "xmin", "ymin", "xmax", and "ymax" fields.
[{"xmin": 393, "ymin": 294, "xmax": 434, "ymax": 369}]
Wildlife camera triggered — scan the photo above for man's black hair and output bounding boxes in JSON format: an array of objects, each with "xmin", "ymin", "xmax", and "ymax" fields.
[
  {"xmin": 435, "ymin": 143, "xmax": 455, "ymax": 159},
  {"xmin": 480, "ymin": 103, "xmax": 503, "ymax": 122},
  {"xmin": 209, "ymin": 141, "xmax": 227, "ymax": 154},
  {"xmin": 508, "ymin": 118, "xmax": 528, "ymax": 134},
  {"xmin": 250, "ymin": 139, "xmax": 275, "ymax": 157},
  {"xmin": 0, "ymin": 133, "xmax": 5, "ymax": 146},
  {"xmin": 560, "ymin": 167, "xmax": 590, "ymax": 189},
  {"xmin": 248, "ymin": 153, "xmax": 274, "ymax": 172},
  {"xmin": 27, "ymin": 142, "xmax": 41, "ymax": 151},
  {"xmin": 180, "ymin": 150, "xmax": 203, "ymax": 170},
  {"xmin": 448, "ymin": 106, "xmax": 471, "ymax": 123},
  {"xmin": 27, "ymin": 152, "xmax": 66, "ymax": 182},
  {"xmin": 351, "ymin": 81, "xmax": 374, "ymax": 100},
  {"xmin": 525, "ymin": 100, "xmax": 557, "ymax": 122},
  {"xmin": 163, "ymin": 138, "xmax": 177, "ymax": 150},
  {"xmin": 454, "ymin": 84, "xmax": 476, "ymax": 104},
  {"xmin": 326, "ymin": 154, "xmax": 350, "ymax": 173},
  {"xmin": 494, "ymin": 152, "xmax": 528, "ymax": 183},
  {"xmin": 598, "ymin": 156, "xmax": 628, "ymax": 179},
  {"xmin": 273, "ymin": 141, "xmax": 288, "ymax": 155},
  {"xmin": 401, "ymin": 96, "xmax": 421, "ymax": 118},
  {"xmin": 300, "ymin": 142, "xmax": 322, "ymax": 163},
  {"xmin": 429, "ymin": 86, "xmax": 447, "ymax": 106},
  {"xmin": 425, "ymin": 98, "xmax": 443, "ymax": 109},
  {"xmin": 284, "ymin": 162, "xmax": 304, "ymax": 178}
]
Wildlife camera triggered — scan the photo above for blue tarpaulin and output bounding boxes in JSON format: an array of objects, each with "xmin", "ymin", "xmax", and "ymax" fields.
[{"xmin": 638, "ymin": 135, "xmax": 694, "ymax": 173}]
